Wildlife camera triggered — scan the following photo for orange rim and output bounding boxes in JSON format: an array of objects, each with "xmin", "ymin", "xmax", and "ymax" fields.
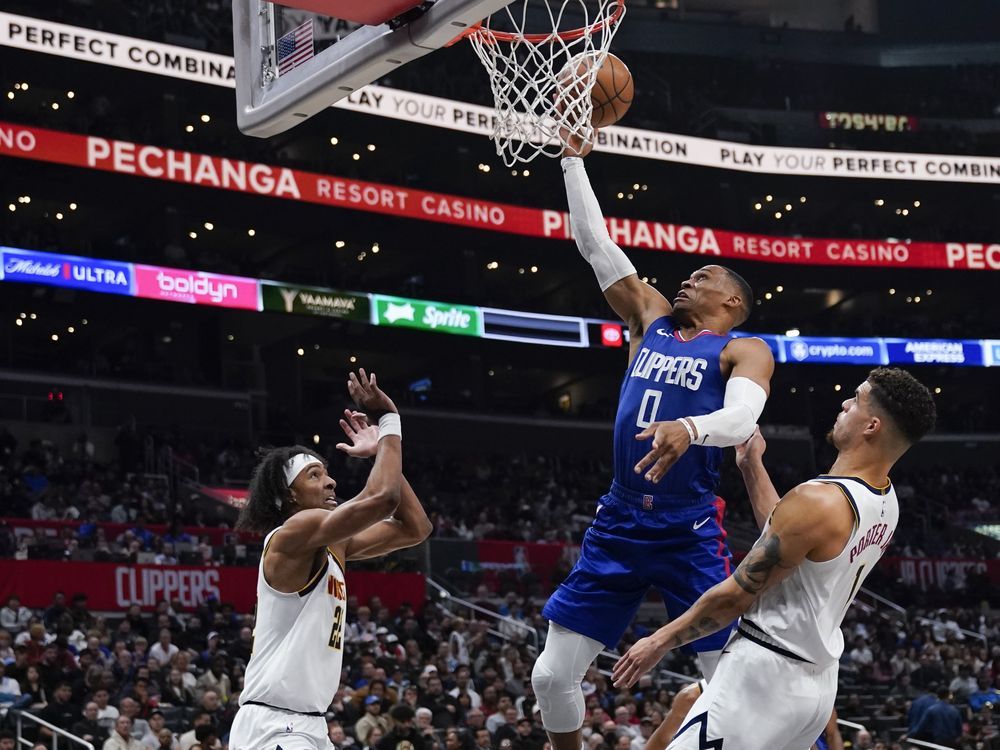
[{"xmin": 455, "ymin": 0, "xmax": 624, "ymax": 45}]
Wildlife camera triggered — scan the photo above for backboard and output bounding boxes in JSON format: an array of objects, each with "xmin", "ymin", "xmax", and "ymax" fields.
[{"xmin": 233, "ymin": 0, "xmax": 514, "ymax": 137}]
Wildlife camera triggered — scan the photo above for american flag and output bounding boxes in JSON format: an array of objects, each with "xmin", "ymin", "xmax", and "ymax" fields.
[{"xmin": 276, "ymin": 19, "xmax": 314, "ymax": 76}]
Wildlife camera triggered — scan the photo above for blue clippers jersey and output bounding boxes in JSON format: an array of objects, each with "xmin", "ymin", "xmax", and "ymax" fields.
[{"xmin": 613, "ymin": 316, "xmax": 733, "ymax": 499}]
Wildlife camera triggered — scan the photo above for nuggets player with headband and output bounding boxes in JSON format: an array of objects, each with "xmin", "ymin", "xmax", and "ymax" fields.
[
  {"xmin": 613, "ymin": 368, "xmax": 936, "ymax": 749},
  {"xmin": 229, "ymin": 370, "xmax": 432, "ymax": 750},
  {"xmin": 531, "ymin": 138, "xmax": 774, "ymax": 750}
]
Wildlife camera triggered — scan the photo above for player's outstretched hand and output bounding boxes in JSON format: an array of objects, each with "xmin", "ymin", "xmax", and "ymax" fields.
[
  {"xmin": 612, "ymin": 635, "xmax": 667, "ymax": 688},
  {"xmin": 633, "ymin": 420, "xmax": 692, "ymax": 483},
  {"xmin": 735, "ymin": 426, "xmax": 766, "ymax": 471},
  {"xmin": 347, "ymin": 369, "xmax": 398, "ymax": 421},
  {"xmin": 336, "ymin": 409, "xmax": 379, "ymax": 458}
]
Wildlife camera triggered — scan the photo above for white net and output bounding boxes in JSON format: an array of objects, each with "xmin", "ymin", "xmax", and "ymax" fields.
[{"xmin": 466, "ymin": 0, "xmax": 626, "ymax": 165}]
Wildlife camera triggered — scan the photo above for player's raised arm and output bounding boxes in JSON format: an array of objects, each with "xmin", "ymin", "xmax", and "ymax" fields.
[
  {"xmin": 560, "ymin": 142, "xmax": 670, "ymax": 343},
  {"xmin": 610, "ymin": 482, "xmax": 852, "ymax": 688},
  {"xmin": 275, "ymin": 371, "xmax": 402, "ymax": 554},
  {"xmin": 735, "ymin": 428, "xmax": 781, "ymax": 529},
  {"xmin": 334, "ymin": 410, "xmax": 433, "ymax": 560}
]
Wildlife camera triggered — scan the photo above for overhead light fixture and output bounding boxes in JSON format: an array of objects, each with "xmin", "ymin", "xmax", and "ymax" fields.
[
  {"xmin": 185, "ymin": 125, "xmax": 194, "ymax": 133},
  {"xmin": 366, "ymin": 144, "xmax": 376, "ymax": 151},
  {"xmin": 247, "ymin": 229, "xmax": 256, "ymax": 237},
  {"xmin": 330, "ymin": 136, "xmax": 339, "ymax": 145},
  {"xmin": 188, "ymin": 231, "xmax": 197, "ymax": 239},
  {"xmin": 335, "ymin": 240, "xmax": 346, "ymax": 248},
  {"xmin": 785, "ymin": 328, "xmax": 800, "ymax": 337},
  {"xmin": 201, "ymin": 114, "xmax": 211, "ymax": 123},
  {"xmin": 296, "ymin": 348, "xmax": 305, "ymax": 356},
  {"xmin": 69, "ymin": 203, "xmax": 77, "ymax": 210},
  {"xmin": 753, "ymin": 203, "xmax": 762, "ymax": 210},
  {"xmin": 204, "ymin": 222, "xmax": 214, "ymax": 230}
]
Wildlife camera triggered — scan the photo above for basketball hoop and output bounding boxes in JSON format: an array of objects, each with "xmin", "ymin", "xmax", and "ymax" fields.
[{"xmin": 457, "ymin": 0, "xmax": 626, "ymax": 165}]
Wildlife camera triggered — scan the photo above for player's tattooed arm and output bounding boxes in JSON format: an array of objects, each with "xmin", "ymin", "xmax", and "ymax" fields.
[
  {"xmin": 732, "ymin": 530, "xmax": 792, "ymax": 595},
  {"xmin": 668, "ymin": 617, "xmax": 723, "ymax": 649}
]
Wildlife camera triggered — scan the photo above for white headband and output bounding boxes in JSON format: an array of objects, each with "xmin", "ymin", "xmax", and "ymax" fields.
[{"xmin": 284, "ymin": 453, "xmax": 321, "ymax": 487}]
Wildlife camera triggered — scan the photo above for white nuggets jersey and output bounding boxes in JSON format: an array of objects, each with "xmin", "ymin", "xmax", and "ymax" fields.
[
  {"xmin": 740, "ymin": 475, "xmax": 898, "ymax": 666},
  {"xmin": 240, "ymin": 527, "xmax": 347, "ymax": 714}
]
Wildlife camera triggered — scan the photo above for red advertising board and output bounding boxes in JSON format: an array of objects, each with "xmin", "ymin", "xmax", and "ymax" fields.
[
  {"xmin": 133, "ymin": 264, "xmax": 259, "ymax": 310},
  {"xmin": 0, "ymin": 560, "xmax": 425, "ymax": 613},
  {"xmin": 882, "ymin": 556, "xmax": 1000, "ymax": 591},
  {"xmin": 2, "ymin": 122, "xmax": 999, "ymax": 271}
]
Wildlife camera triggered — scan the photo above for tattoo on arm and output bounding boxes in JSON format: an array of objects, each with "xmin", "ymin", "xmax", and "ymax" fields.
[
  {"xmin": 732, "ymin": 532, "xmax": 787, "ymax": 595},
  {"xmin": 670, "ymin": 616, "xmax": 722, "ymax": 648}
]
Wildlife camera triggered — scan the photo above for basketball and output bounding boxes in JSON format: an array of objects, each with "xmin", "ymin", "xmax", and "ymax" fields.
[{"xmin": 590, "ymin": 53, "xmax": 634, "ymax": 127}]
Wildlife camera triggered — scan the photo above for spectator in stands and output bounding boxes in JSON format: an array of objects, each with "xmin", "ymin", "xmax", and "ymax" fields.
[
  {"xmin": 853, "ymin": 729, "xmax": 873, "ymax": 749},
  {"xmin": 149, "ymin": 629, "xmax": 179, "ymax": 666},
  {"xmin": 450, "ymin": 665, "xmax": 482, "ymax": 709},
  {"xmin": 328, "ymin": 720, "xmax": 356, "ymax": 750},
  {"xmin": 950, "ymin": 663, "xmax": 979, "ymax": 701},
  {"xmin": 120, "ymin": 696, "xmax": 151, "ymax": 739},
  {"xmin": 171, "ymin": 652, "xmax": 197, "ymax": 691},
  {"xmin": 43, "ymin": 592, "xmax": 68, "ymax": 630},
  {"xmin": 513, "ymin": 716, "xmax": 545, "ymax": 750},
  {"xmin": 911, "ymin": 686, "xmax": 963, "ymax": 746},
  {"xmin": 140, "ymin": 710, "xmax": 170, "ymax": 750},
  {"xmin": 177, "ymin": 711, "xmax": 212, "ymax": 750},
  {"xmin": 161, "ymin": 668, "xmax": 196, "ymax": 707},
  {"xmin": 0, "ymin": 630, "xmax": 13, "ymax": 665},
  {"xmin": 153, "ymin": 728, "xmax": 178, "ymax": 750},
  {"xmin": 195, "ymin": 656, "xmax": 231, "ymax": 704},
  {"xmin": 105, "ymin": 716, "xmax": 143, "ymax": 750},
  {"xmin": 0, "ymin": 596, "xmax": 32, "ymax": 635},
  {"xmin": 72, "ymin": 701, "xmax": 110, "ymax": 746},
  {"xmin": 414, "ymin": 707, "xmax": 441, "ymax": 750},
  {"xmin": 197, "ymin": 689, "xmax": 225, "ymax": 727},
  {"xmin": 348, "ymin": 607, "xmax": 378, "ymax": 645},
  {"xmin": 969, "ymin": 676, "xmax": 1000, "ymax": 713},
  {"xmin": 0, "ymin": 662, "xmax": 20, "ymax": 707},
  {"xmin": 20, "ymin": 664, "xmax": 47, "ymax": 709},
  {"xmin": 230, "ymin": 627, "xmax": 253, "ymax": 664},
  {"xmin": 94, "ymin": 686, "xmax": 119, "ymax": 725},
  {"xmin": 631, "ymin": 716, "xmax": 654, "ymax": 750},
  {"xmin": 356, "ymin": 695, "xmax": 391, "ymax": 744},
  {"xmin": 378, "ymin": 704, "xmax": 426, "ymax": 750},
  {"xmin": 0, "ymin": 730, "xmax": 15, "ymax": 750},
  {"xmin": 421, "ymin": 673, "xmax": 462, "ymax": 728},
  {"xmin": 37, "ymin": 681, "xmax": 80, "ymax": 739}
]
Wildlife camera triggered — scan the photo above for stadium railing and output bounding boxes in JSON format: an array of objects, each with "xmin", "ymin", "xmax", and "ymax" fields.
[{"xmin": 12, "ymin": 709, "xmax": 95, "ymax": 750}]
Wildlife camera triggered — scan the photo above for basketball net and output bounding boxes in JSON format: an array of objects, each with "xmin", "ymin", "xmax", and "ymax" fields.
[{"xmin": 461, "ymin": 0, "xmax": 626, "ymax": 166}]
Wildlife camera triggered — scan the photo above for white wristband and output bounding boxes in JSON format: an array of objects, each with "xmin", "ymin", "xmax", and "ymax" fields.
[
  {"xmin": 678, "ymin": 418, "xmax": 696, "ymax": 444},
  {"xmin": 378, "ymin": 413, "xmax": 402, "ymax": 441}
]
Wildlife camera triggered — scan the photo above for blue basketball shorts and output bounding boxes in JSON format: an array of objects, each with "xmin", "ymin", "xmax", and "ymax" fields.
[{"xmin": 542, "ymin": 481, "xmax": 734, "ymax": 651}]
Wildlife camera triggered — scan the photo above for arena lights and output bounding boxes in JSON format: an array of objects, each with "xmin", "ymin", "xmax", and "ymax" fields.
[
  {"xmin": 875, "ymin": 199, "xmax": 885, "ymax": 206},
  {"xmin": 530, "ymin": 266, "xmax": 538, "ymax": 273},
  {"xmin": 357, "ymin": 252, "xmax": 366, "ymax": 261},
  {"xmin": 784, "ymin": 204, "xmax": 792, "ymax": 211},
  {"xmin": 204, "ymin": 222, "xmax": 215, "ymax": 230},
  {"xmin": 50, "ymin": 334, "xmax": 58, "ymax": 342},
  {"xmin": 335, "ymin": 240, "xmax": 346, "ymax": 249},
  {"xmin": 162, "ymin": 336, "xmax": 172, "ymax": 344},
  {"xmin": 371, "ymin": 243, "xmax": 380, "ymax": 253},
  {"xmin": 776, "ymin": 285, "xmax": 784, "ymax": 292},
  {"xmin": 765, "ymin": 292, "xmax": 773, "ymax": 300},
  {"xmin": 477, "ymin": 163, "xmax": 491, "ymax": 173},
  {"xmin": 67, "ymin": 326, "xmax": 75, "ymax": 333},
  {"xmin": 5, "ymin": 93, "xmax": 12, "ymax": 101},
  {"xmin": 313, "ymin": 434, "xmax": 321, "ymax": 445},
  {"xmin": 774, "ymin": 212, "xmax": 782, "ymax": 219},
  {"xmin": 296, "ymin": 347, "xmax": 305, "ymax": 356},
  {"xmin": 934, "ymin": 387, "xmax": 942, "ymax": 394},
  {"xmin": 55, "ymin": 213, "xmax": 63, "ymax": 220},
  {"xmin": 889, "ymin": 288, "xmax": 896, "ymax": 295},
  {"xmin": 50, "ymin": 103, "xmax": 59, "ymax": 111},
  {"xmin": 227, "ymin": 334, "xmax": 235, "ymax": 342},
  {"xmin": 69, "ymin": 203, "xmax": 77, "ymax": 211},
  {"xmin": 753, "ymin": 203, "xmax": 762, "ymax": 210},
  {"xmin": 313, "ymin": 344, "xmax": 320, "ymax": 350},
  {"xmin": 201, "ymin": 114, "xmax": 211, "ymax": 123},
  {"xmin": 188, "ymin": 231, "xmax": 197, "ymax": 239},
  {"xmin": 330, "ymin": 137, "xmax": 339, "ymax": 146},
  {"xmin": 67, "ymin": 91, "xmax": 75, "ymax": 99},
  {"xmin": 14, "ymin": 319, "xmax": 21, "ymax": 327},
  {"xmin": 914, "ymin": 200, "xmax": 921, "ymax": 207},
  {"xmin": 799, "ymin": 196, "xmax": 806, "ymax": 203},
  {"xmin": 247, "ymin": 229, "xmax": 256, "ymax": 237},
  {"xmin": 486, "ymin": 261, "xmax": 499, "ymax": 270},
  {"xmin": 366, "ymin": 144, "xmax": 376, "ymax": 152},
  {"xmin": 349, "ymin": 355, "xmax": 357, "ymax": 363},
  {"xmin": 785, "ymin": 328, "xmax": 800, "ymax": 337},
  {"xmin": 6, "ymin": 204, "xmax": 13, "ymax": 212},
  {"xmin": 352, "ymin": 153, "xmax": 360, "ymax": 161},
  {"xmin": 29, "ymin": 313, "xmax": 36, "ymax": 320},
  {"xmin": 184, "ymin": 125, "xmax": 194, "ymax": 133},
  {"xmin": 765, "ymin": 195, "xmax": 773, "ymax": 202}
]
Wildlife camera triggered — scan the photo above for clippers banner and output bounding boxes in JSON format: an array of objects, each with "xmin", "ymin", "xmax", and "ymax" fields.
[
  {"xmin": 2, "ymin": 122, "xmax": 1000, "ymax": 271},
  {"xmin": 0, "ymin": 559, "xmax": 425, "ymax": 613}
]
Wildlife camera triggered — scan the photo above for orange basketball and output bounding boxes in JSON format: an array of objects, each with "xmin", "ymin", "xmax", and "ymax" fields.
[{"xmin": 590, "ymin": 53, "xmax": 634, "ymax": 128}]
